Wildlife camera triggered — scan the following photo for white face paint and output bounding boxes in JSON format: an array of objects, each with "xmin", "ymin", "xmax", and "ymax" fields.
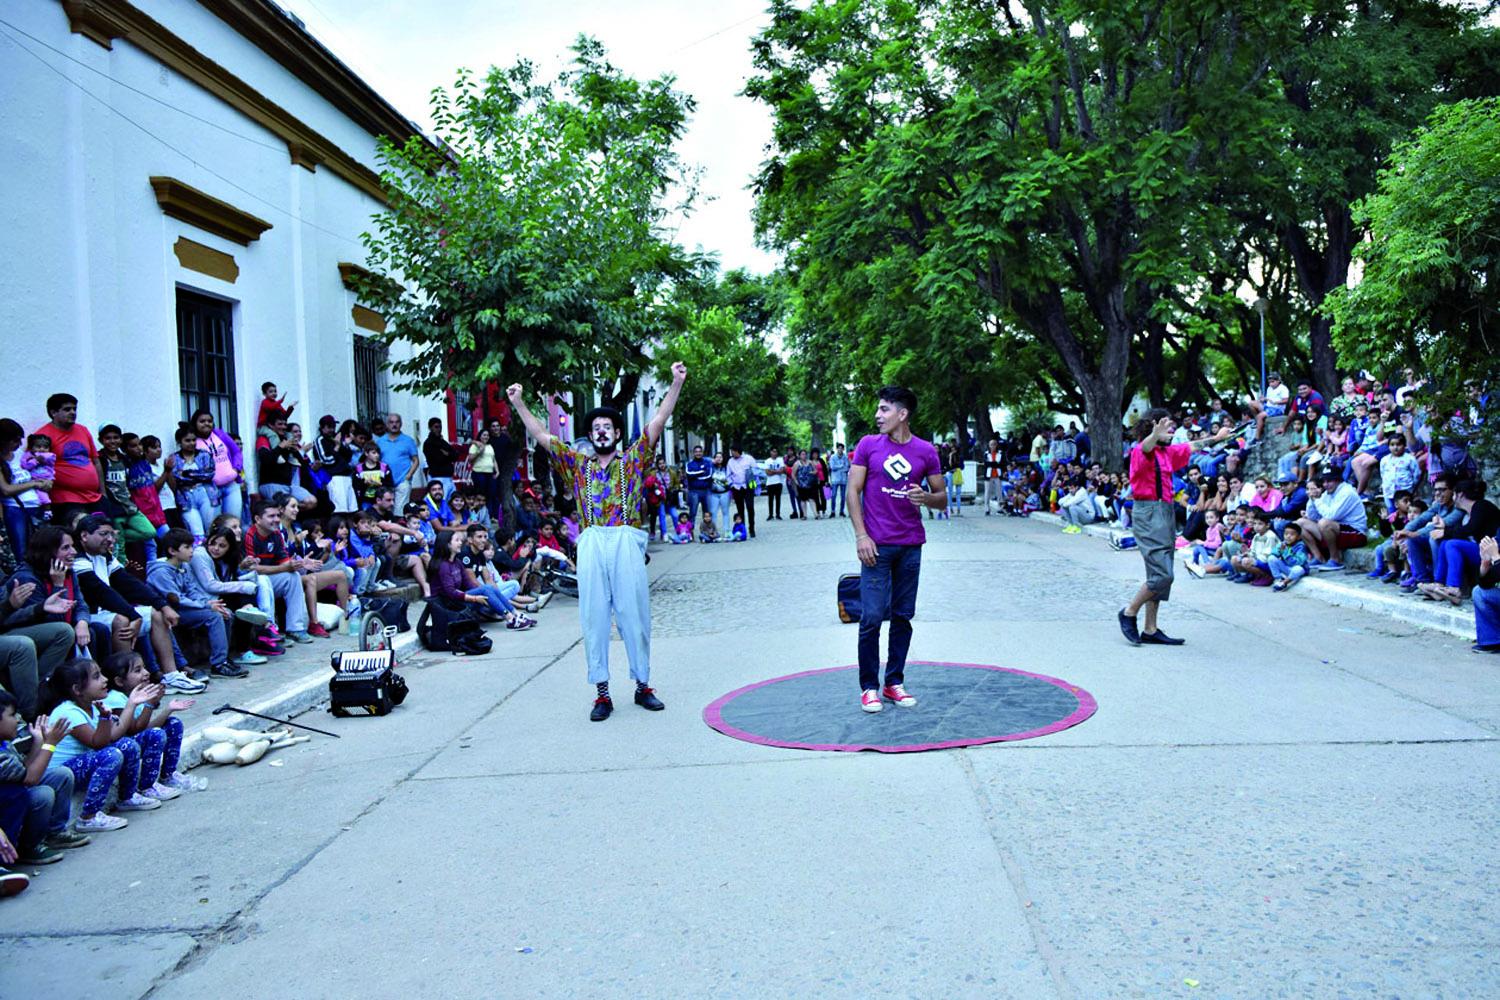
[{"xmin": 591, "ymin": 418, "xmax": 620, "ymax": 455}]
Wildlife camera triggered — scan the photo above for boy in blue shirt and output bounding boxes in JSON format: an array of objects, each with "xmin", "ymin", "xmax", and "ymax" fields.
[{"xmin": 0, "ymin": 690, "xmax": 88, "ymax": 869}]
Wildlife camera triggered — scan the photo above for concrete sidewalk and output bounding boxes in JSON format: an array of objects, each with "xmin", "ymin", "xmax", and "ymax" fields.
[
  {"xmin": 1029, "ymin": 509, "xmax": 1474, "ymax": 640},
  {"xmin": 3, "ymin": 505, "xmax": 1495, "ymax": 999}
]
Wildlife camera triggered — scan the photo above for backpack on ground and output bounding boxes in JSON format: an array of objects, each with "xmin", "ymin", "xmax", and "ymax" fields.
[
  {"xmin": 417, "ymin": 601, "xmax": 488, "ymax": 654},
  {"xmin": 836, "ymin": 573, "xmax": 861, "ymax": 623},
  {"xmin": 362, "ymin": 596, "xmax": 411, "ymax": 632}
]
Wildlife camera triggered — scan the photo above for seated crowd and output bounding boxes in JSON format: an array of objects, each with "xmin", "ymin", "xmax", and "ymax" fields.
[
  {"xmin": 974, "ymin": 370, "xmax": 1495, "ymax": 645},
  {"xmin": 0, "ymin": 382, "xmax": 583, "ymax": 894}
]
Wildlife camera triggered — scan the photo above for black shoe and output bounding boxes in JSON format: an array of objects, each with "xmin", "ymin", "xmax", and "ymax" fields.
[
  {"xmin": 634, "ymin": 687, "xmax": 665, "ymax": 711},
  {"xmin": 590, "ymin": 697, "xmax": 613, "ymax": 722},
  {"xmin": 1118, "ymin": 609, "xmax": 1141, "ymax": 646},
  {"xmin": 1472, "ymin": 643, "xmax": 1500, "ymax": 654},
  {"xmin": 187, "ymin": 668, "xmax": 211, "ymax": 681},
  {"xmin": 1140, "ymin": 629, "xmax": 1185, "ymax": 646},
  {"xmin": 212, "ymin": 663, "xmax": 250, "ymax": 678}
]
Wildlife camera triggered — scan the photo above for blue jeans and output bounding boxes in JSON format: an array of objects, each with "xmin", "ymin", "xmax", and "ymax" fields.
[
  {"xmin": 6, "ymin": 766, "xmax": 75, "ymax": 852},
  {"xmin": 708, "ymin": 491, "xmax": 731, "ymax": 533},
  {"xmin": 858, "ymin": 544, "xmax": 921, "ymax": 691},
  {"xmin": 687, "ymin": 489, "xmax": 710, "ymax": 526},
  {"xmin": 177, "ymin": 485, "xmax": 216, "ymax": 539},
  {"xmin": 830, "ymin": 482, "xmax": 847, "ymax": 516},
  {"xmin": 175, "ymin": 605, "xmax": 228, "ymax": 668},
  {"xmin": 944, "ymin": 472, "xmax": 959, "ymax": 513},
  {"xmin": 467, "ymin": 584, "xmax": 515, "ymax": 616},
  {"xmin": 1436, "ymin": 538, "xmax": 1481, "ymax": 588},
  {"xmin": 1474, "ymin": 586, "xmax": 1500, "ymax": 645},
  {"xmin": 1407, "ymin": 533, "xmax": 1435, "ymax": 583},
  {"xmin": 1267, "ymin": 556, "xmax": 1307, "ymax": 583},
  {"xmin": 212, "ymin": 481, "xmax": 242, "ymax": 519},
  {"xmin": 3, "ymin": 502, "xmax": 33, "ymax": 557}
]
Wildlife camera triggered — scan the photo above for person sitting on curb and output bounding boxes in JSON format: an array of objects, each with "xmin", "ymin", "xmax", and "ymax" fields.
[{"xmin": 1296, "ymin": 469, "xmax": 1367, "ymax": 571}]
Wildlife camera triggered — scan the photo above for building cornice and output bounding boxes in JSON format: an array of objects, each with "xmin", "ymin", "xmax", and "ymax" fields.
[
  {"xmin": 59, "ymin": 0, "xmax": 393, "ymax": 202},
  {"xmin": 208, "ymin": 1, "xmax": 429, "ymax": 151},
  {"xmin": 151, "ymin": 175, "xmax": 273, "ymax": 244}
]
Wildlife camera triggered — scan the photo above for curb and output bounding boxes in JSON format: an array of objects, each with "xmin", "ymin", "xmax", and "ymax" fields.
[
  {"xmin": 1294, "ymin": 577, "xmax": 1472, "ymax": 639},
  {"xmin": 180, "ymin": 630, "xmax": 420, "ymax": 768},
  {"xmin": 1029, "ymin": 511, "xmax": 1471, "ymax": 640}
]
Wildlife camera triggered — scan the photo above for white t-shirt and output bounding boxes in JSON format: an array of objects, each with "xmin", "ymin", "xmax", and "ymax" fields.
[
  {"xmin": 3, "ymin": 456, "xmax": 39, "ymax": 508},
  {"xmin": 762, "ymin": 458, "xmax": 785, "ymax": 487},
  {"xmin": 1266, "ymin": 384, "xmax": 1290, "ymax": 406},
  {"xmin": 51, "ymin": 701, "xmax": 99, "ymax": 764}
]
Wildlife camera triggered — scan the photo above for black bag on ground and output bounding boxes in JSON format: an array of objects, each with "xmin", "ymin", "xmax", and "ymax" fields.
[
  {"xmin": 361, "ymin": 596, "xmax": 411, "ymax": 632},
  {"xmin": 837, "ymin": 573, "xmax": 861, "ymax": 624},
  {"xmin": 417, "ymin": 600, "xmax": 488, "ymax": 654}
]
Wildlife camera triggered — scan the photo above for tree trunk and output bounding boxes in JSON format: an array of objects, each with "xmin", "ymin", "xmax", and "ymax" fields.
[
  {"xmin": 1140, "ymin": 323, "xmax": 1167, "ymax": 407},
  {"xmin": 1081, "ymin": 376, "xmax": 1127, "ymax": 473},
  {"xmin": 971, "ymin": 403, "xmax": 994, "ymax": 453},
  {"xmin": 1309, "ymin": 313, "xmax": 1339, "ymax": 400}
]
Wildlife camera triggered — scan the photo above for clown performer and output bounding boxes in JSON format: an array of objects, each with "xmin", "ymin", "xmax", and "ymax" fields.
[{"xmin": 506, "ymin": 362, "xmax": 687, "ymax": 721}]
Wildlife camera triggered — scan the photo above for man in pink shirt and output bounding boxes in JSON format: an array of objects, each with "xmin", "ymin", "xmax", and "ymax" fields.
[{"xmin": 1119, "ymin": 409, "xmax": 1230, "ymax": 646}]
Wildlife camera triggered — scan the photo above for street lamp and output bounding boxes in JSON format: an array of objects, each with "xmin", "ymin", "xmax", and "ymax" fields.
[{"xmin": 1252, "ymin": 297, "xmax": 1270, "ymax": 401}]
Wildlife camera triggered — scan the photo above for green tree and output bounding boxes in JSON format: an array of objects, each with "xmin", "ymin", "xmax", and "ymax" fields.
[
  {"xmin": 749, "ymin": 0, "xmax": 1282, "ymax": 470},
  {"xmin": 654, "ymin": 305, "xmax": 790, "ymax": 455},
  {"xmin": 1259, "ymin": 0, "xmax": 1497, "ymax": 397},
  {"xmin": 356, "ymin": 38, "xmax": 695, "ymax": 405},
  {"xmin": 1328, "ymin": 97, "xmax": 1500, "ymax": 421}
]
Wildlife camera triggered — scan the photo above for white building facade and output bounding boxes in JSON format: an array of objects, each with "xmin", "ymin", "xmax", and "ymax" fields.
[{"xmin": 0, "ymin": 0, "xmax": 445, "ymax": 451}]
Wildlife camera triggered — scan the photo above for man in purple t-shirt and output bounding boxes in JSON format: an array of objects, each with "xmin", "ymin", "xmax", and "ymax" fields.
[{"xmin": 847, "ymin": 386, "xmax": 945, "ymax": 714}]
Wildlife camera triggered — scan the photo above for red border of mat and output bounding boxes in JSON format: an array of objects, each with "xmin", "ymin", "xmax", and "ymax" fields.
[{"xmin": 702, "ymin": 661, "xmax": 1098, "ymax": 753}]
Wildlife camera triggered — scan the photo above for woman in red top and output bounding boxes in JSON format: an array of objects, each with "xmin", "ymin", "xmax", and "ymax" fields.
[{"xmin": 1119, "ymin": 409, "xmax": 1230, "ymax": 647}]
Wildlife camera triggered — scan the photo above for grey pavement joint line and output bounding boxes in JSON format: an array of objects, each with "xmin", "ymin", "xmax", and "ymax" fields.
[
  {"xmin": 954, "ymin": 749, "xmax": 1072, "ymax": 1000},
  {"xmin": 138, "ymin": 634, "xmax": 583, "ymax": 999}
]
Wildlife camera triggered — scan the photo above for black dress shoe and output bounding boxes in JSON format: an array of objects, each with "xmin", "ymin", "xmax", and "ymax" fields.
[
  {"xmin": 1140, "ymin": 629, "xmax": 1185, "ymax": 646},
  {"xmin": 1472, "ymin": 643, "xmax": 1500, "ymax": 654},
  {"xmin": 1118, "ymin": 609, "xmax": 1141, "ymax": 646},
  {"xmin": 590, "ymin": 697, "xmax": 613, "ymax": 722},
  {"xmin": 634, "ymin": 687, "xmax": 665, "ymax": 711}
]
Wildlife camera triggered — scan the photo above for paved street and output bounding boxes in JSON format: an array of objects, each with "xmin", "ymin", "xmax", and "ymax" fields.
[{"xmin": 2, "ymin": 506, "xmax": 1496, "ymax": 999}]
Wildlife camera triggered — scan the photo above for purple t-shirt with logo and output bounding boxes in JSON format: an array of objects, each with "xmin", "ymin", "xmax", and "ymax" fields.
[{"xmin": 851, "ymin": 433, "xmax": 941, "ymax": 546}]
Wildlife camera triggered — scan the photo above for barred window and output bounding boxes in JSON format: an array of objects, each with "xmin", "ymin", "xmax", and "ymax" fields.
[
  {"xmin": 176, "ymin": 289, "xmax": 237, "ymax": 432},
  {"xmin": 352, "ymin": 333, "xmax": 390, "ymax": 425}
]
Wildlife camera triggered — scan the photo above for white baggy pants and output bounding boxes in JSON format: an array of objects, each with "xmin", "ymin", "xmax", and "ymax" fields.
[{"xmin": 576, "ymin": 525, "xmax": 651, "ymax": 685}]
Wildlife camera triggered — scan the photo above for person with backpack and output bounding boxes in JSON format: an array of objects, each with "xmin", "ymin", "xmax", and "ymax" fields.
[
  {"xmin": 847, "ymin": 387, "xmax": 945, "ymax": 713},
  {"xmin": 506, "ymin": 362, "xmax": 687, "ymax": 722}
]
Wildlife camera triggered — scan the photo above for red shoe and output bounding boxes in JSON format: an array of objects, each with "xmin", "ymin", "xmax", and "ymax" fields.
[
  {"xmin": 252, "ymin": 639, "xmax": 285, "ymax": 656},
  {"xmin": 860, "ymin": 689, "xmax": 883, "ymax": 713},
  {"xmin": 307, "ymin": 623, "xmax": 331, "ymax": 638},
  {"xmin": 881, "ymin": 684, "xmax": 917, "ymax": 708}
]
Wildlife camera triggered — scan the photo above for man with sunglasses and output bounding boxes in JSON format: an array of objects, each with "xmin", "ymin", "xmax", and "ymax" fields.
[{"xmin": 1393, "ymin": 473, "xmax": 1464, "ymax": 592}]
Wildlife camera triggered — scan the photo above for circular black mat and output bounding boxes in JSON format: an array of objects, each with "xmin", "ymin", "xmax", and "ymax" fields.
[{"xmin": 703, "ymin": 661, "xmax": 1096, "ymax": 753}]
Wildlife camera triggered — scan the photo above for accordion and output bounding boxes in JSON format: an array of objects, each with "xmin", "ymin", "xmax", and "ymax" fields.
[{"xmin": 328, "ymin": 649, "xmax": 409, "ymax": 717}]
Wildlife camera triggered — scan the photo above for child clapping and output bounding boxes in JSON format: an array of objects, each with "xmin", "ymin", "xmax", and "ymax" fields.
[{"xmin": 101, "ymin": 652, "xmax": 196, "ymax": 800}]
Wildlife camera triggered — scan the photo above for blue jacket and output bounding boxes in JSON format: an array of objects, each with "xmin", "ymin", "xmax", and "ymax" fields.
[{"xmin": 147, "ymin": 559, "xmax": 214, "ymax": 610}]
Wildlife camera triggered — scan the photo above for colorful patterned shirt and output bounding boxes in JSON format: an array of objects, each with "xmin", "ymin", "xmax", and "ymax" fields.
[{"xmin": 551, "ymin": 435, "xmax": 656, "ymax": 530}]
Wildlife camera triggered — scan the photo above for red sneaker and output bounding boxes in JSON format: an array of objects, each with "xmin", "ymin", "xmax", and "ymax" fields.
[
  {"xmin": 860, "ymin": 689, "xmax": 883, "ymax": 713},
  {"xmin": 307, "ymin": 623, "xmax": 331, "ymax": 638},
  {"xmin": 881, "ymin": 684, "xmax": 917, "ymax": 708}
]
